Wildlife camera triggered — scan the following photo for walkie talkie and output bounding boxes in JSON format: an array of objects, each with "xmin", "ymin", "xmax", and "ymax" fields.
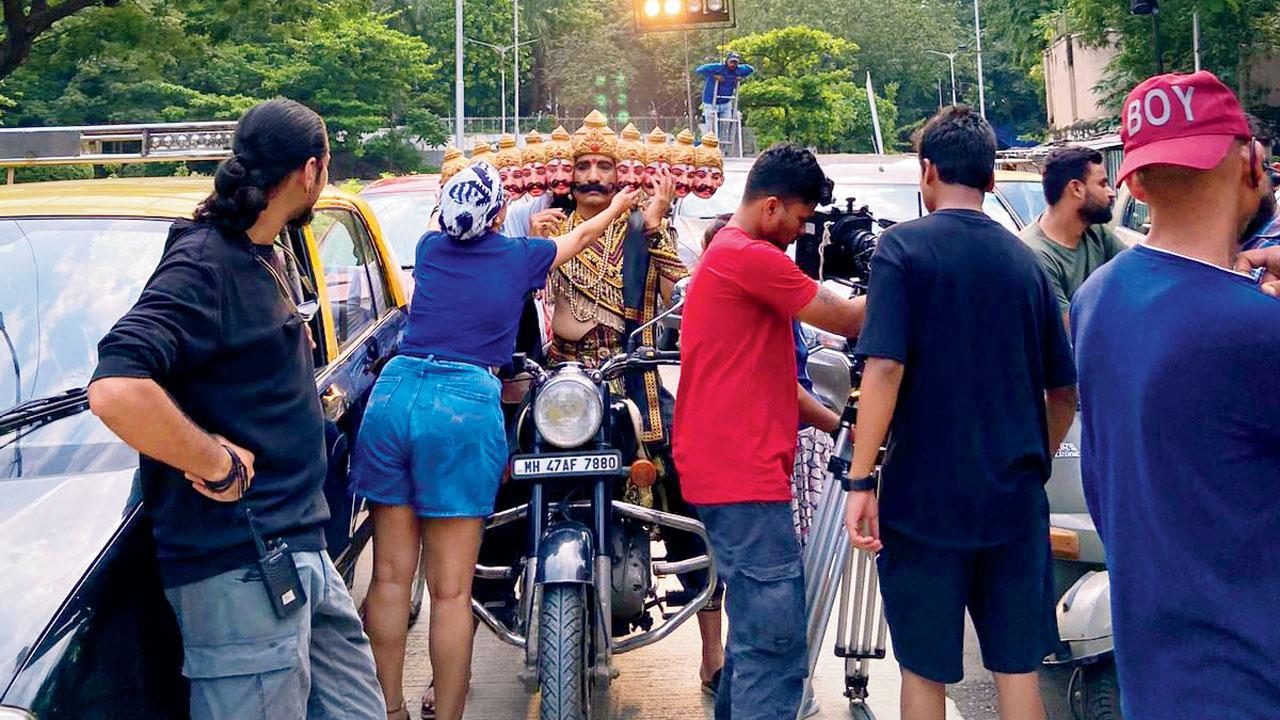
[{"xmin": 245, "ymin": 505, "xmax": 306, "ymax": 619}]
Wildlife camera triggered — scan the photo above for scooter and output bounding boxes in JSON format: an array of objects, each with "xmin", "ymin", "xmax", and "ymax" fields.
[
  {"xmin": 1041, "ymin": 412, "xmax": 1121, "ymax": 720},
  {"xmin": 473, "ymin": 281, "xmax": 719, "ymax": 720}
]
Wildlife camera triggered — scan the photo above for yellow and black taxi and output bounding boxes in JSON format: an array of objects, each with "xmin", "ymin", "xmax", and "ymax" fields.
[{"xmin": 0, "ymin": 123, "xmax": 417, "ymax": 719}]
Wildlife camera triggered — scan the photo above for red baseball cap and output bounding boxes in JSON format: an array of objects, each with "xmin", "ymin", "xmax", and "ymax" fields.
[{"xmin": 1117, "ymin": 71, "xmax": 1251, "ymax": 185}]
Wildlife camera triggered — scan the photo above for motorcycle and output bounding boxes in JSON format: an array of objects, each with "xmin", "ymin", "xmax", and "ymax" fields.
[{"xmin": 473, "ymin": 279, "xmax": 719, "ymax": 720}]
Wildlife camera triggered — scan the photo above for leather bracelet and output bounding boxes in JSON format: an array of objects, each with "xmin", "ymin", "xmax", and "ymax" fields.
[
  {"xmin": 204, "ymin": 445, "xmax": 245, "ymax": 494},
  {"xmin": 841, "ymin": 472, "xmax": 878, "ymax": 493}
]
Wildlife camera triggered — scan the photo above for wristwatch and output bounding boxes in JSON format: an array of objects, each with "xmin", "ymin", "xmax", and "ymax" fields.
[
  {"xmin": 204, "ymin": 445, "xmax": 247, "ymax": 494},
  {"xmin": 840, "ymin": 472, "xmax": 878, "ymax": 493}
]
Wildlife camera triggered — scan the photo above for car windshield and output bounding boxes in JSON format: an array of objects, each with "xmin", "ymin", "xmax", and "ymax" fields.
[
  {"xmin": 996, "ymin": 180, "xmax": 1047, "ymax": 228},
  {"xmin": 0, "ymin": 218, "xmax": 170, "ymax": 412},
  {"xmin": 680, "ymin": 178, "xmax": 926, "ymax": 224},
  {"xmin": 363, "ymin": 192, "xmax": 436, "ymax": 268}
]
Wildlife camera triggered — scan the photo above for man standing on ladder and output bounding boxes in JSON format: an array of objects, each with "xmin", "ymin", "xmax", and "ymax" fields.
[{"xmin": 696, "ymin": 52, "xmax": 754, "ymax": 143}]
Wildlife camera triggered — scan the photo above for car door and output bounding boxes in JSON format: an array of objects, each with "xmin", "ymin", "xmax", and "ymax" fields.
[
  {"xmin": 1111, "ymin": 187, "xmax": 1150, "ymax": 247},
  {"xmin": 306, "ymin": 203, "xmax": 407, "ymax": 575}
]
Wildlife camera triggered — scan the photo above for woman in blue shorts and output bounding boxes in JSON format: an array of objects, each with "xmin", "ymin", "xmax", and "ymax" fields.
[{"xmin": 351, "ymin": 162, "xmax": 640, "ymax": 720}]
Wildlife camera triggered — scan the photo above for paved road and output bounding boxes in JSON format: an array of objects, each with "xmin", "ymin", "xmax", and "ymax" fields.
[{"xmin": 346, "ymin": 366, "xmax": 1003, "ymax": 720}]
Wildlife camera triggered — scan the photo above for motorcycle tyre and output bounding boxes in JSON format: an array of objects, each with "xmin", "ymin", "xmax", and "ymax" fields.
[
  {"xmin": 539, "ymin": 584, "xmax": 592, "ymax": 720},
  {"xmin": 1070, "ymin": 661, "xmax": 1123, "ymax": 720},
  {"xmin": 848, "ymin": 701, "xmax": 876, "ymax": 720},
  {"xmin": 408, "ymin": 545, "xmax": 427, "ymax": 628}
]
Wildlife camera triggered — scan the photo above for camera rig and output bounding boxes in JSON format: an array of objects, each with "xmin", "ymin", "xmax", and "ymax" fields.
[{"xmin": 794, "ymin": 197, "xmax": 891, "ymax": 285}]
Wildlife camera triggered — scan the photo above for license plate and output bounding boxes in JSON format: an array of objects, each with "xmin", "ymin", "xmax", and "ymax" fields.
[{"xmin": 511, "ymin": 451, "xmax": 623, "ymax": 480}]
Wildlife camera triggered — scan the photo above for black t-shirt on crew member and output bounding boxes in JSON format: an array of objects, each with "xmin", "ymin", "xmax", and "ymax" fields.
[
  {"xmin": 93, "ymin": 219, "xmax": 329, "ymax": 588},
  {"xmin": 854, "ymin": 209, "xmax": 1076, "ymax": 548}
]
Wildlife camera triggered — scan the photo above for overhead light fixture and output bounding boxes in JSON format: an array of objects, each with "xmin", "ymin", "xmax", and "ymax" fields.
[
  {"xmin": 689, "ymin": 0, "xmax": 702, "ymax": 11},
  {"xmin": 707, "ymin": 0, "xmax": 724, "ymax": 11},
  {"xmin": 664, "ymin": 0, "xmax": 682, "ymax": 15},
  {"xmin": 643, "ymin": 0, "xmax": 661, "ymax": 16}
]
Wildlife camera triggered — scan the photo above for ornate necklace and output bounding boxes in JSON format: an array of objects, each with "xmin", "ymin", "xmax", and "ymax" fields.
[{"xmin": 560, "ymin": 213, "xmax": 626, "ymax": 323}]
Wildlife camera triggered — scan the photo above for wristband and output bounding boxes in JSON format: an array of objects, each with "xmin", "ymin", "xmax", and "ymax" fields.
[
  {"xmin": 840, "ymin": 472, "xmax": 878, "ymax": 493},
  {"xmin": 204, "ymin": 445, "xmax": 246, "ymax": 494}
]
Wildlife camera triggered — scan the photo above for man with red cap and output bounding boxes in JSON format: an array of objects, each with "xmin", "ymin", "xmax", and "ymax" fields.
[{"xmin": 1071, "ymin": 71, "xmax": 1280, "ymax": 717}]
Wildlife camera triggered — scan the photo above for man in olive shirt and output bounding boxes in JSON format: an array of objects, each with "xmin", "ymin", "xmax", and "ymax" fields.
[{"xmin": 1020, "ymin": 146, "xmax": 1124, "ymax": 327}]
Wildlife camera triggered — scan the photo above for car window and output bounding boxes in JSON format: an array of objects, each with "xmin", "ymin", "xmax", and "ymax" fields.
[
  {"xmin": 1122, "ymin": 197, "xmax": 1151, "ymax": 235},
  {"xmin": 312, "ymin": 208, "xmax": 392, "ymax": 348},
  {"xmin": 362, "ymin": 192, "xmax": 436, "ymax": 268},
  {"xmin": 0, "ymin": 217, "xmax": 170, "ymax": 409},
  {"xmin": 983, "ymin": 194, "xmax": 1020, "ymax": 232},
  {"xmin": 995, "ymin": 180, "xmax": 1048, "ymax": 228}
]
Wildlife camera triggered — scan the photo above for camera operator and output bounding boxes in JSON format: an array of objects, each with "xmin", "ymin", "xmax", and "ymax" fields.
[
  {"xmin": 674, "ymin": 144, "xmax": 864, "ymax": 720},
  {"xmin": 87, "ymin": 100, "xmax": 385, "ymax": 720},
  {"xmin": 845, "ymin": 107, "xmax": 1077, "ymax": 720}
]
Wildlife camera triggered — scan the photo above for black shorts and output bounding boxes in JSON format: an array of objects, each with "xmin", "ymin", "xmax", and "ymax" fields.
[{"xmin": 876, "ymin": 521, "xmax": 1057, "ymax": 684}]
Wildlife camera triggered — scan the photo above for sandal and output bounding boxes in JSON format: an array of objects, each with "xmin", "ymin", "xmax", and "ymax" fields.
[
  {"xmin": 420, "ymin": 681, "xmax": 436, "ymax": 720},
  {"xmin": 700, "ymin": 668, "xmax": 723, "ymax": 698}
]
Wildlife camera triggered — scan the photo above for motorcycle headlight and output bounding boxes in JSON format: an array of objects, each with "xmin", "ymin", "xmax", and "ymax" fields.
[{"xmin": 533, "ymin": 371, "xmax": 604, "ymax": 448}]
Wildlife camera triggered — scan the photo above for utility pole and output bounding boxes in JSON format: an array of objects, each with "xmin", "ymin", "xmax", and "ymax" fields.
[
  {"xmin": 684, "ymin": 31, "xmax": 697, "ymax": 133},
  {"xmin": 455, "ymin": 0, "xmax": 465, "ymax": 148},
  {"xmin": 973, "ymin": 0, "xmax": 987, "ymax": 118},
  {"xmin": 513, "ymin": 0, "xmax": 520, "ymax": 136},
  {"xmin": 1193, "ymin": 8, "xmax": 1201, "ymax": 72},
  {"xmin": 925, "ymin": 49, "xmax": 961, "ymax": 105}
]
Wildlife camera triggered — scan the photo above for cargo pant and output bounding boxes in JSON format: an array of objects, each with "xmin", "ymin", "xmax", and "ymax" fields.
[{"xmin": 163, "ymin": 551, "xmax": 385, "ymax": 720}]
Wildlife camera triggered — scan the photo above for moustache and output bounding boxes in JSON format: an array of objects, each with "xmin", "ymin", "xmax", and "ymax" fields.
[{"xmin": 573, "ymin": 182, "xmax": 616, "ymax": 195}]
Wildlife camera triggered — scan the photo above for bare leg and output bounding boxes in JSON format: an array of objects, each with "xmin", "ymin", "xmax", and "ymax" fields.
[
  {"xmin": 993, "ymin": 671, "xmax": 1046, "ymax": 720},
  {"xmin": 900, "ymin": 668, "xmax": 946, "ymax": 720},
  {"xmin": 363, "ymin": 504, "xmax": 422, "ymax": 715},
  {"xmin": 697, "ymin": 608, "xmax": 725, "ymax": 683},
  {"xmin": 423, "ymin": 517, "xmax": 484, "ymax": 720}
]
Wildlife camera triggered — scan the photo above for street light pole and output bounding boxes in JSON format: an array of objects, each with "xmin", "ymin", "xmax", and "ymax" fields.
[
  {"xmin": 973, "ymin": 0, "xmax": 987, "ymax": 118},
  {"xmin": 925, "ymin": 49, "xmax": 959, "ymax": 105},
  {"xmin": 513, "ymin": 0, "xmax": 520, "ymax": 136},
  {"xmin": 454, "ymin": 0, "xmax": 464, "ymax": 147}
]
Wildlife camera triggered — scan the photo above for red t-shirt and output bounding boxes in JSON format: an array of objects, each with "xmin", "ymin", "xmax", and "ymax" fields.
[{"xmin": 673, "ymin": 227, "xmax": 819, "ymax": 505}]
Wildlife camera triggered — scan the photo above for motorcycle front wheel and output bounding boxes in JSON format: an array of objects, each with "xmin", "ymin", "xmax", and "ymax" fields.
[{"xmin": 539, "ymin": 583, "xmax": 592, "ymax": 720}]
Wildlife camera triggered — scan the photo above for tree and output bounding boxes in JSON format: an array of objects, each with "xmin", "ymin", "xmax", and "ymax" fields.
[
  {"xmin": 724, "ymin": 26, "xmax": 897, "ymax": 152},
  {"xmin": 0, "ymin": 0, "xmax": 125, "ymax": 80}
]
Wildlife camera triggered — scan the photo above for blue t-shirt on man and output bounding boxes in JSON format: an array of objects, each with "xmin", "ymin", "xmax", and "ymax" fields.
[
  {"xmin": 401, "ymin": 230, "xmax": 557, "ymax": 368},
  {"xmin": 1071, "ymin": 244, "xmax": 1280, "ymax": 718},
  {"xmin": 696, "ymin": 62, "xmax": 755, "ymax": 105}
]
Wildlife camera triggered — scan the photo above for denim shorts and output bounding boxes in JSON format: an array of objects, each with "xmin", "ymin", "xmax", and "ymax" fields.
[{"xmin": 350, "ymin": 355, "xmax": 506, "ymax": 518}]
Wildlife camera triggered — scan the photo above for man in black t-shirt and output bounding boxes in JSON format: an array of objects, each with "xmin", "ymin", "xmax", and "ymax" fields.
[
  {"xmin": 88, "ymin": 100, "xmax": 385, "ymax": 720},
  {"xmin": 844, "ymin": 107, "xmax": 1078, "ymax": 720}
]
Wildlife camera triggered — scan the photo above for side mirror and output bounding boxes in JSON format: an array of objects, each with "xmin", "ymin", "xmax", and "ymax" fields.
[{"xmin": 670, "ymin": 277, "xmax": 691, "ymax": 310}]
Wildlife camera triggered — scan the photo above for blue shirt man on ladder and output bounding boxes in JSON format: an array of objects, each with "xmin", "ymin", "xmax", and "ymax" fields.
[{"xmin": 696, "ymin": 52, "xmax": 754, "ymax": 140}]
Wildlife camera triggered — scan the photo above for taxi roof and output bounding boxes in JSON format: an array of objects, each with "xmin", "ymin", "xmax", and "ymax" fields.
[{"xmin": 0, "ymin": 176, "xmax": 356, "ymax": 219}]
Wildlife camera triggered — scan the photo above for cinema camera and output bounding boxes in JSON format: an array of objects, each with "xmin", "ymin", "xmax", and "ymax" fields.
[{"xmin": 794, "ymin": 193, "xmax": 892, "ymax": 286}]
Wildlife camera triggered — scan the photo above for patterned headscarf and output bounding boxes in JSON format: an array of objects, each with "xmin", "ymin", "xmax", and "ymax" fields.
[{"xmin": 438, "ymin": 162, "xmax": 505, "ymax": 242}]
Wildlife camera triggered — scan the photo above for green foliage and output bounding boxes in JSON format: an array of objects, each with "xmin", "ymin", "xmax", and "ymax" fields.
[
  {"xmin": 4, "ymin": 0, "xmax": 448, "ymax": 174},
  {"xmin": 725, "ymin": 27, "xmax": 897, "ymax": 152},
  {"xmin": 12, "ymin": 165, "xmax": 94, "ymax": 184}
]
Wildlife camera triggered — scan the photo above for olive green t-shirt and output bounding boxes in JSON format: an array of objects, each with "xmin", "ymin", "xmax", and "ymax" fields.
[{"xmin": 1019, "ymin": 219, "xmax": 1127, "ymax": 315}]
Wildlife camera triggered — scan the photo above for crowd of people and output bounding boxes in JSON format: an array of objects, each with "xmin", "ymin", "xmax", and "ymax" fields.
[{"xmin": 82, "ymin": 67, "xmax": 1278, "ymax": 720}]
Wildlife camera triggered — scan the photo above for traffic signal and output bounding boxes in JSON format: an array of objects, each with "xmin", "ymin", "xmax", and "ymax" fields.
[{"xmin": 634, "ymin": 0, "xmax": 734, "ymax": 32}]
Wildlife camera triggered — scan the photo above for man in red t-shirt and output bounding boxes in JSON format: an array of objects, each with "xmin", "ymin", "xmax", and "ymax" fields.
[{"xmin": 673, "ymin": 144, "xmax": 865, "ymax": 719}]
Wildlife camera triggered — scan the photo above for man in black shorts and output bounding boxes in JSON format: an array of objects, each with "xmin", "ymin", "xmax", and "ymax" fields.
[{"xmin": 843, "ymin": 106, "xmax": 1078, "ymax": 719}]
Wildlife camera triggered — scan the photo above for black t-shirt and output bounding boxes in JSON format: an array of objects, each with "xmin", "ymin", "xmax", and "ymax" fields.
[
  {"xmin": 93, "ymin": 220, "xmax": 328, "ymax": 587},
  {"xmin": 855, "ymin": 209, "xmax": 1076, "ymax": 547}
]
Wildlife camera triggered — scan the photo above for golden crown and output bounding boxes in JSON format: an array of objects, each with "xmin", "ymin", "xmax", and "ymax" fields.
[
  {"xmin": 495, "ymin": 134, "xmax": 522, "ymax": 169},
  {"xmin": 469, "ymin": 140, "xmax": 496, "ymax": 166},
  {"xmin": 571, "ymin": 110, "xmax": 619, "ymax": 161},
  {"xmin": 618, "ymin": 123, "xmax": 645, "ymax": 163},
  {"xmin": 644, "ymin": 126, "xmax": 672, "ymax": 165},
  {"xmin": 695, "ymin": 133, "xmax": 723, "ymax": 169},
  {"xmin": 522, "ymin": 130, "xmax": 548, "ymax": 165},
  {"xmin": 440, "ymin": 145, "xmax": 468, "ymax": 183},
  {"xmin": 671, "ymin": 128, "xmax": 697, "ymax": 166},
  {"xmin": 546, "ymin": 125, "xmax": 573, "ymax": 162}
]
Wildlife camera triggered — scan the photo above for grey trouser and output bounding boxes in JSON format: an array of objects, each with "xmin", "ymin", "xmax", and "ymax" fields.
[{"xmin": 163, "ymin": 551, "xmax": 385, "ymax": 720}]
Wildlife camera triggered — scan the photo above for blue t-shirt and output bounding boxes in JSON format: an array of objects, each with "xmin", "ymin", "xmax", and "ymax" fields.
[
  {"xmin": 401, "ymin": 230, "xmax": 557, "ymax": 367},
  {"xmin": 1071, "ymin": 244, "xmax": 1280, "ymax": 717},
  {"xmin": 696, "ymin": 62, "xmax": 755, "ymax": 105},
  {"xmin": 855, "ymin": 210, "xmax": 1076, "ymax": 547}
]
